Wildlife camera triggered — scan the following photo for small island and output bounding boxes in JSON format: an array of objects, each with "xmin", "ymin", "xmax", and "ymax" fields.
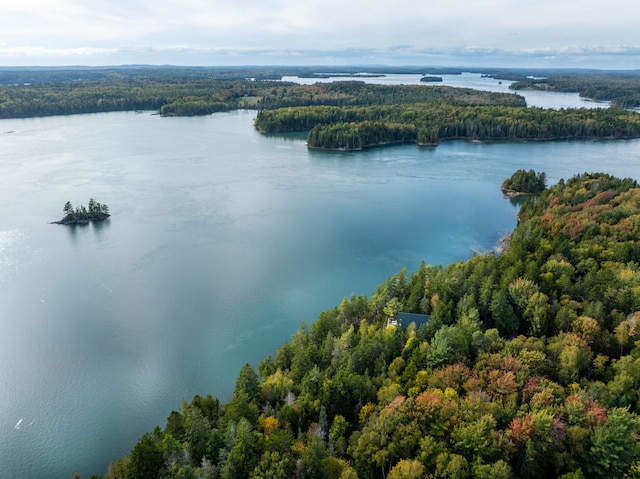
[
  {"xmin": 52, "ymin": 199, "xmax": 110, "ymax": 225},
  {"xmin": 419, "ymin": 75, "xmax": 443, "ymax": 82},
  {"xmin": 501, "ymin": 168, "xmax": 546, "ymax": 198}
]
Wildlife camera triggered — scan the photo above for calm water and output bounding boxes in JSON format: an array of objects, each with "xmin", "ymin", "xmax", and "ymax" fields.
[
  {"xmin": 282, "ymin": 72, "xmax": 611, "ymax": 109},
  {"xmin": 1, "ymin": 91, "xmax": 639, "ymax": 478}
]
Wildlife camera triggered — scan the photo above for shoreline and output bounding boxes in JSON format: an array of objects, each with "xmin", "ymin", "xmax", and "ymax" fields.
[
  {"xmin": 501, "ymin": 189, "xmax": 537, "ymax": 199},
  {"xmin": 50, "ymin": 214, "xmax": 110, "ymax": 225}
]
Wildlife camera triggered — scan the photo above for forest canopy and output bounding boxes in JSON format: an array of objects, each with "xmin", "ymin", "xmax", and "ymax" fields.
[{"xmin": 94, "ymin": 172, "xmax": 640, "ymax": 479}]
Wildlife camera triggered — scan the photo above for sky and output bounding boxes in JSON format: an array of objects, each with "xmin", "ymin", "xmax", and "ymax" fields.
[{"xmin": 1, "ymin": 0, "xmax": 639, "ymax": 69}]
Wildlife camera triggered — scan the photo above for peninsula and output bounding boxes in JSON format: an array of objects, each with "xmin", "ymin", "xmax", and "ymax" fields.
[
  {"xmin": 501, "ymin": 168, "xmax": 547, "ymax": 198},
  {"xmin": 52, "ymin": 199, "xmax": 110, "ymax": 225}
]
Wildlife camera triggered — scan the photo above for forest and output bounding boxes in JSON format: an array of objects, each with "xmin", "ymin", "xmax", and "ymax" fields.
[
  {"xmin": 256, "ymin": 102, "xmax": 640, "ymax": 149},
  {"xmin": 3, "ymin": 68, "xmax": 639, "ymax": 144},
  {"xmin": 0, "ymin": 78, "xmax": 291, "ymax": 118},
  {"xmin": 509, "ymin": 74, "xmax": 640, "ymax": 109},
  {"xmin": 81, "ymin": 172, "xmax": 640, "ymax": 479},
  {"xmin": 0, "ymin": 77, "xmax": 521, "ymax": 119},
  {"xmin": 252, "ymin": 81, "xmax": 640, "ymax": 150},
  {"xmin": 1, "ymin": 66, "xmax": 639, "ymax": 119}
]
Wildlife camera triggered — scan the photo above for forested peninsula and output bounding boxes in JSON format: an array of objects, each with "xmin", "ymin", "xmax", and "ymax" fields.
[
  {"xmin": 509, "ymin": 74, "xmax": 640, "ymax": 109},
  {"xmin": 253, "ymin": 82, "xmax": 640, "ymax": 149},
  {"xmin": 88, "ymin": 172, "xmax": 640, "ymax": 479},
  {"xmin": 0, "ymin": 78, "xmax": 288, "ymax": 118}
]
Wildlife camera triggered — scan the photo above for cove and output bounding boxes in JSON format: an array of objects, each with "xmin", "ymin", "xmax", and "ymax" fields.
[{"xmin": 0, "ymin": 109, "xmax": 639, "ymax": 478}]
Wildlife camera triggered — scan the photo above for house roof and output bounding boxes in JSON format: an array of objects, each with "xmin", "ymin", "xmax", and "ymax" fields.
[{"xmin": 397, "ymin": 312, "xmax": 431, "ymax": 328}]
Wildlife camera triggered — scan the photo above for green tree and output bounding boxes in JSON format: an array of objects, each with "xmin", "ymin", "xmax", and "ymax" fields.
[
  {"xmin": 128, "ymin": 430, "xmax": 165, "ymax": 479},
  {"xmin": 472, "ymin": 460, "xmax": 513, "ymax": 479},
  {"xmin": 584, "ymin": 408, "xmax": 640, "ymax": 478},
  {"xmin": 220, "ymin": 418, "xmax": 259, "ymax": 479},
  {"xmin": 183, "ymin": 403, "xmax": 212, "ymax": 465},
  {"xmin": 302, "ymin": 435, "xmax": 329, "ymax": 479},
  {"xmin": 387, "ymin": 459, "xmax": 425, "ymax": 479},
  {"xmin": 250, "ymin": 451, "xmax": 294, "ymax": 479},
  {"xmin": 63, "ymin": 201, "xmax": 74, "ymax": 219},
  {"xmin": 435, "ymin": 451, "xmax": 470, "ymax": 479},
  {"xmin": 383, "ymin": 297, "xmax": 402, "ymax": 320}
]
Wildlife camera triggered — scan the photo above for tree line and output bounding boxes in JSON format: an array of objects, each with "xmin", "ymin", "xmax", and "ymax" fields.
[
  {"xmin": 0, "ymin": 79, "xmax": 526, "ymax": 120},
  {"xmin": 80, "ymin": 172, "xmax": 640, "ymax": 479},
  {"xmin": 257, "ymin": 83, "xmax": 526, "ymax": 111},
  {"xmin": 509, "ymin": 74, "xmax": 640, "ymax": 109},
  {"xmin": 0, "ymin": 79, "xmax": 288, "ymax": 119},
  {"xmin": 256, "ymin": 103, "xmax": 640, "ymax": 149},
  {"xmin": 2, "ymin": 69, "xmax": 638, "ymax": 120}
]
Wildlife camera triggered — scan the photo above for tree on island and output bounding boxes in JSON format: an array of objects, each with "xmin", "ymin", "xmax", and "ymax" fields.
[
  {"xmin": 58, "ymin": 199, "xmax": 110, "ymax": 224},
  {"xmin": 63, "ymin": 201, "xmax": 74, "ymax": 218},
  {"xmin": 501, "ymin": 169, "xmax": 546, "ymax": 196}
]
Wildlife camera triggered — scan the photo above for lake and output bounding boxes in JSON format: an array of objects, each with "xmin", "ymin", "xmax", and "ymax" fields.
[
  {"xmin": 282, "ymin": 72, "xmax": 611, "ymax": 110},
  {"xmin": 0, "ymin": 80, "xmax": 639, "ymax": 478}
]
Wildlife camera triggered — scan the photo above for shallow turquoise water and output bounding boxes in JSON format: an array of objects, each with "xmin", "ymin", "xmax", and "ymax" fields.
[{"xmin": 0, "ymin": 108, "xmax": 639, "ymax": 478}]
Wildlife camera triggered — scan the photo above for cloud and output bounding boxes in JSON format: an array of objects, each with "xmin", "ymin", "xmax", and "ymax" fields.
[
  {"xmin": 0, "ymin": 46, "xmax": 117, "ymax": 58},
  {"xmin": 0, "ymin": 0, "xmax": 638, "ymax": 67}
]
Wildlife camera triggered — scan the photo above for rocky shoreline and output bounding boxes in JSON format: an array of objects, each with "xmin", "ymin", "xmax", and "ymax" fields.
[
  {"xmin": 501, "ymin": 188, "xmax": 537, "ymax": 199},
  {"xmin": 51, "ymin": 213, "xmax": 110, "ymax": 225}
]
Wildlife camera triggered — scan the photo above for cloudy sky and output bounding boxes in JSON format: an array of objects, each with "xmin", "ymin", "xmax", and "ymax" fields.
[{"xmin": 1, "ymin": 0, "xmax": 638, "ymax": 68}]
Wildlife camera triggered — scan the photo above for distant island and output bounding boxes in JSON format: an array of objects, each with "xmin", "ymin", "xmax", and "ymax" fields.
[
  {"xmin": 419, "ymin": 75, "xmax": 443, "ymax": 83},
  {"xmin": 52, "ymin": 199, "xmax": 110, "ymax": 225},
  {"xmin": 501, "ymin": 169, "xmax": 547, "ymax": 198}
]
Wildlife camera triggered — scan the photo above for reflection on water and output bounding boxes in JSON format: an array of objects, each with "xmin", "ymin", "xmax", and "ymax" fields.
[
  {"xmin": 508, "ymin": 195, "xmax": 537, "ymax": 209},
  {"xmin": 64, "ymin": 219, "xmax": 111, "ymax": 242},
  {"xmin": 63, "ymin": 222, "xmax": 90, "ymax": 242},
  {"xmin": 92, "ymin": 218, "xmax": 111, "ymax": 237}
]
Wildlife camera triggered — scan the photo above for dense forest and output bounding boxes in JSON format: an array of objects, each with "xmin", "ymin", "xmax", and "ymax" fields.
[
  {"xmin": 83, "ymin": 172, "xmax": 640, "ymax": 479},
  {"xmin": 252, "ymin": 81, "xmax": 640, "ymax": 150},
  {"xmin": 2, "ymin": 67, "xmax": 639, "ymax": 128},
  {"xmin": 255, "ymin": 82, "xmax": 526, "ymax": 111},
  {"xmin": 256, "ymin": 102, "xmax": 640, "ymax": 149},
  {"xmin": 6, "ymin": 76, "xmax": 636, "ymax": 146},
  {"xmin": 509, "ymin": 74, "xmax": 640, "ymax": 109},
  {"xmin": 0, "ymin": 78, "xmax": 522, "ymax": 119},
  {"xmin": 0, "ymin": 78, "xmax": 290, "ymax": 118}
]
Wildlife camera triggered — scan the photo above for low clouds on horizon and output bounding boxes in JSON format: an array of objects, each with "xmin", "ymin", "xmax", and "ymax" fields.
[{"xmin": 1, "ymin": 0, "xmax": 639, "ymax": 68}]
